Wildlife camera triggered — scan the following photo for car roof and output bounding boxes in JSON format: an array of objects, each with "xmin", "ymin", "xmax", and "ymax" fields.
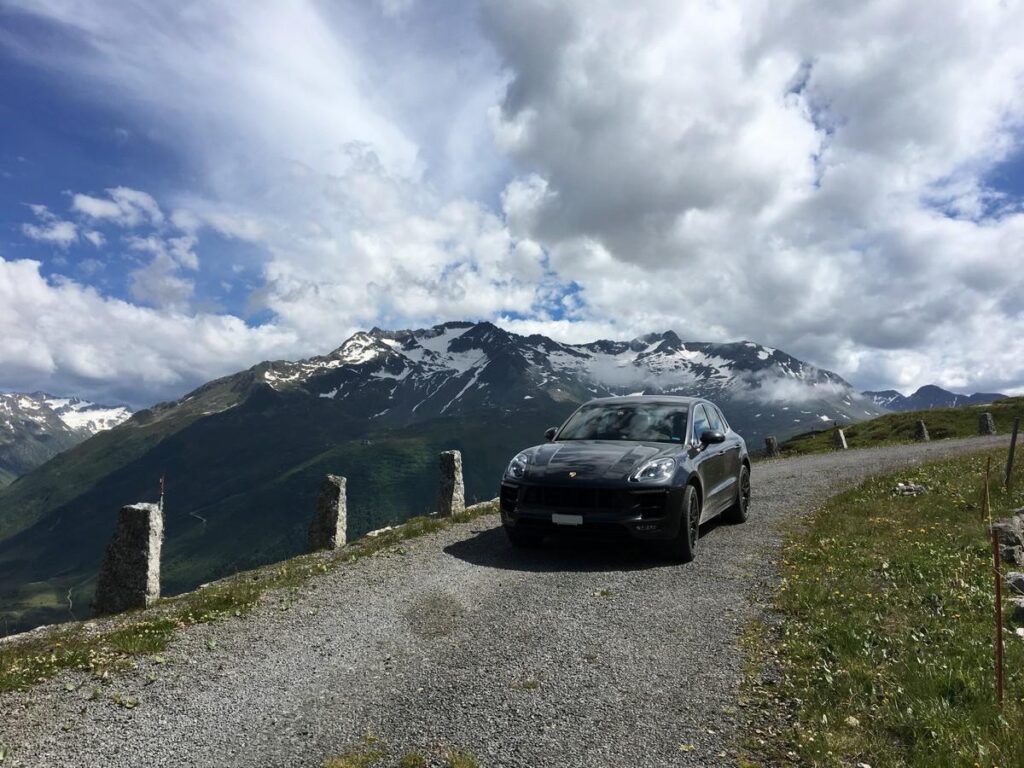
[{"xmin": 580, "ymin": 395, "xmax": 702, "ymax": 407}]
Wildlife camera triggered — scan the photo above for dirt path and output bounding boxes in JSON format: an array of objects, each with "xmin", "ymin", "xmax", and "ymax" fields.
[{"xmin": 0, "ymin": 435, "xmax": 1008, "ymax": 767}]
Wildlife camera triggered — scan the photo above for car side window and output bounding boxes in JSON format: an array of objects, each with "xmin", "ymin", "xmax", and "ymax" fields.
[
  {"xmin": 691, "ymin": 404, "xmax": 710, "ymax": 441},
  {"xmin": 706, "ymin": 405, "xmax": 723, "ymax": 432},
  {"xmin": 713, "ymin": 406, "xmax": 730, "ymax": 432}
]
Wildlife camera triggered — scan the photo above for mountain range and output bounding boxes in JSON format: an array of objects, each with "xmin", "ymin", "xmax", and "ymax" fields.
[
  {"xmin": 0, "ymin": 321, "xmax": 884, "ymax": 633},
  {"xmin": 0, "ymin": 392, "xmax": 131, "ymax": 487},
  {"xmin": 862, "ymin": 385, "xmax": 1006, "ymax": 412}
]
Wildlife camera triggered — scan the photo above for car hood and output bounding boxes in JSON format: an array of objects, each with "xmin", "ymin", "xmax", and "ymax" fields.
[{"xmin": 518, "ymin": 440, "xmax": 682, "ymax": 483}]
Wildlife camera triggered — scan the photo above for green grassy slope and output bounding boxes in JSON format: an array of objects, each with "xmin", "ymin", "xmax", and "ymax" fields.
[
  {"xmin": 743, "ymin": 448, "xmax": 1024, "ymax": 767},
  {"xmin": 779, "ymin": 396, "xmax": 1024, "ymax": 456}
]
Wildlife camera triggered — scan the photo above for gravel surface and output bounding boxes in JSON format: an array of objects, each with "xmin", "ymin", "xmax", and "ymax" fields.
[{"xmin": 0, "ymin": 435, "xmax": 1008, "ymax": 768}]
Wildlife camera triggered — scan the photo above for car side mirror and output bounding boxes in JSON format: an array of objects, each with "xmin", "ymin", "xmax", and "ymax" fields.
[
  {"xmin": 700, "ymin": 429, "xmax": 726, "ymax": 445},
  {"xmin": 544, "ymin": 427, "xmax": 557, "ymax": 441}
]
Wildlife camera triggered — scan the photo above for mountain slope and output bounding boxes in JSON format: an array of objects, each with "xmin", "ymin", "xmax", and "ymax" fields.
[
  {"xmin": 0, "ymin": 393, "xmax": 131, "ymax": 487},
  {"xmin": 863, "ymin": 385, "xmax": 1006, "ymax": 411},
  {"xmin": 0, "ymin": 321, "xmax": 882, "ymax": 633}
]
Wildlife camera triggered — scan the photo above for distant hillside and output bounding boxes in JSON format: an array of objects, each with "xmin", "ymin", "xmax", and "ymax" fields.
[
  {"xmin": 863, "ymin": 385, "xmax": 1006, "ymax": 412},
  {"xmin": 0, "ymin": 393, "xmax": 131, "ymax": 487},
  {"xmin": 780, "ymin": 396, "xmax": 1024, "ymax": 456},
  {"xmin": 0, "ymin": 321, "xmax": 883, "ymax": 633}
]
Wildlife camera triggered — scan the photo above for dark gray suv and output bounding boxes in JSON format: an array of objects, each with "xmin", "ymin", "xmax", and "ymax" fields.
[{"xmin": 499, "ymin": 395, "xmax": 750, "ymax": 562}]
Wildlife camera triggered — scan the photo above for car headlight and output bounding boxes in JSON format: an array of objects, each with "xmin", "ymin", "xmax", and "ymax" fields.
[
  {"xmin": 506, "ymin": 452, "xmax": 530, "ymax": 479},
  {"xmin": 630, "ymin": 457, "xmax": 676, "ymax": 482}
]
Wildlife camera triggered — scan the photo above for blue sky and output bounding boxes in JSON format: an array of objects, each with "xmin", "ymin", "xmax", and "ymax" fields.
[{"xmin": 1, "ymin": 0, "xmax": 1023, "ymax": 407}]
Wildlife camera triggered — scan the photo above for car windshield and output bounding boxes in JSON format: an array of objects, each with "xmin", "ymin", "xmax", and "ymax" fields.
[{"xmin": 557, "ymin": 403, "xmax": 690, "ymax": 444}]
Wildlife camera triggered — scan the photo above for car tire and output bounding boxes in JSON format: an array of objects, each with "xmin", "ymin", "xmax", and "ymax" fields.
[
  {"xmin": 505, "ymin": 525, "xmax": 543, "ymax": 549},
  {"xmin": 666, "ymin": 484, "xmax": 700, "ymax": 563},
  {"xmin": 723, "ymin": 464, "xmax": 750, "ymax": 524}
]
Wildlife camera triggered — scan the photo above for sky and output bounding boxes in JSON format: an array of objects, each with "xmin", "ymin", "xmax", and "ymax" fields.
[{"xmin": 1, "ymin": 0, "xmax": 1023, "ymax": 408}]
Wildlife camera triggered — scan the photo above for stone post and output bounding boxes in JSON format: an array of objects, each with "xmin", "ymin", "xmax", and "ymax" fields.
[
  {"xmin": 437, "ymin": 450, "xmax": 465, "ymax": 517},
  {"xmin": 832, "ymin": 428, "xmax": 848, "ymax": 450},
  {"xmin": 94, "ymin": 503, "xmax": 163, "ymax": 616},
  {"xmin": 308, "ymin": 475, "xmax": 347, "ymax": 551},
  {"xmin": 764, "ymin": 436, "xmax": 780, "ymax": 458},
  {"xmin": 979, "ymin": 412, "xmax": 996, "ymax": 435},
  {"xmin": 914, "ymin": 420, "xmax": 930, "ymax": 442}
]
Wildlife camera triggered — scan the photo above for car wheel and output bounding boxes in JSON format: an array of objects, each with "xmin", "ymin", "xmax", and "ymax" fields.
[
  {"xmin": 723, "ymin": 464, "xmax": 750, "ymax": 524},
  {"xmin": 505, "ymin": 525, "xmax": 543, "ymax": 549},
  {"xmin": 666, "ymin": 484, "xmax": 700, "ymax": 563}
]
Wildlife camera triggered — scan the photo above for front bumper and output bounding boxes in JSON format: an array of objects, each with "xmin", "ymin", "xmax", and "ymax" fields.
[{"xmin": 499, "ymin": 481, "xmax": 684, "ymax": 540}]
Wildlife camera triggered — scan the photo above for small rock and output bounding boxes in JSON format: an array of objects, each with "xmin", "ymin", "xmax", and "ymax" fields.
[
  {"xmin": 1011, "ymin": 598, "xmax": 1024, "ymax": 624},
  {"xmin": 1006, "ymin": 572, "xmax": 1024, "ymax": 595},
  {"xmin": 893, "ymin": 482, "xmax": 926, "ymax": 497},
  {"xmin": 993, "ymin": 517, "xmax": 1024, "ymax": 566},
  {"xmin": 845, "ymin": 715, "xmax": 860, "ymax": 727}
]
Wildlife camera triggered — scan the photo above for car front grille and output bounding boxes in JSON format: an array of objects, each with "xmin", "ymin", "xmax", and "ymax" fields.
[{"xmin": 518, "ymin": 485, "xmax": 668, "ymax": 517}]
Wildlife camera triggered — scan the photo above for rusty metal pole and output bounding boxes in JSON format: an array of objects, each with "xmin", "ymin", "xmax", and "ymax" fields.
[
  {"xmin": 1006, "ymin": 417, "xmax": 1020, "ymax": 492},
  {"xmin": 991, "ymin": 527, "xmax": 1004, "ymax": 709}
]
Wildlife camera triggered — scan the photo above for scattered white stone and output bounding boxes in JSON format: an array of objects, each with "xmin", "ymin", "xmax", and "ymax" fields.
[{"xmin": 893, "ymin": 482, "xmax": 927, "ymax": 497}]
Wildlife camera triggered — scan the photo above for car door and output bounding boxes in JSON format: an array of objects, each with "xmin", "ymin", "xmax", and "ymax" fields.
[
  {"xmin": 691, "ymin": 404, "xmax": 727, "ymax": 516},
  {"xmin": 708, "ymin": 404, "xmax": 740, "ymax": 505}
]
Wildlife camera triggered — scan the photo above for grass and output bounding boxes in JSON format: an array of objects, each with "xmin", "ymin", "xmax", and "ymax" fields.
[
  {"xmin": 322, "ymin": 734, "xmax": 477, "ymax": 768},
  {"xmin": 0, "ymin": 500, "xmax": 498, "ymax": 693},
  {"xmin": 323, "ymin": 734, "xmax": 388, "ymax": 768},
  {"xmin": 778, "ymin": 397, "xmax": 1024, "ymax": 456},
  {"xmin": 742, "ymin": 448, "xmax": 1024, "ymax": 767}
]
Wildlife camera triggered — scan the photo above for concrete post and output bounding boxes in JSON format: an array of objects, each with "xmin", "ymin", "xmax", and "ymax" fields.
[
  {"xmin": 94, "ymin": 503, "xmax": 163, "ymax": 616},
  {"xmin": 832, "ymin": 428, "xmax": 848, "ymax": 450},
  {"xmin": 437, "ymin": 450, "xmax": 465, "ymax": 517},
  {"xmin": 764, "ymin": 436, "xmax": 780, "ymax": 458},
  {"xmin": 979, "ymin": 412, "xmax": 996, "ymax": 435},
  {"xmin": 914, "ymin": 420, "xmax": 930, "ymax": 442},
  {"xmin": 308, "ymin": 475, "xmax": 347, "ymax": 551}
]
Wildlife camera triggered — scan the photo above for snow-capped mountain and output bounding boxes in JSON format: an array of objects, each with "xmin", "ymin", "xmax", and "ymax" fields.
[
  {"xmin": 0, "ymin": 392, "xmax": 131, "ymax": 485},
  {"xmin": 863, "ymin": 385, "xmax": 1007, "ymax": 412},
  {"xmin": 36, "ymin": 394, "xmax": 133, "ymax": 433},
  {"xmin": 246, "ymin": 321, "xmax": 882, "ymax": 435}
]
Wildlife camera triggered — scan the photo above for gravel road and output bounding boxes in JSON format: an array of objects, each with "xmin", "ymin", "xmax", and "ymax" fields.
[{"xmin": 0, "ymin": 435, "xmax": 1009, "ymax": 768}]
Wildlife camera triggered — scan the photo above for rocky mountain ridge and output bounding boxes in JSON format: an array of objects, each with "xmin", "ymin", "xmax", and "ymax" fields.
[
  {"xmin": 224, "ymin": 321, "xmax": 882, "ymax": 432},
  {"xmin": 862, "ymin": 384, "xmax": 1007, "ymax": 412}
]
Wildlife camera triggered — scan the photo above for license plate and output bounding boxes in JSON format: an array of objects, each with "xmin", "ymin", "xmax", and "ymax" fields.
[{"xmin": 552, "ymin": 513, "xmax": 583, "ymax": 526}]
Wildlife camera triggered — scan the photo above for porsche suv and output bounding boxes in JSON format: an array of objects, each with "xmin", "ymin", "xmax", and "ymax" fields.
[{"xmin": 499, "ymin": 395, "xmax": 750, "ymax": 562}]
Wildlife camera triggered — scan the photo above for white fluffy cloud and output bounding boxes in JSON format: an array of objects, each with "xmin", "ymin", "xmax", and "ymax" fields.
[
  {"xmin": 0, "ymin": 257, "xmax": 297, "ymax": 404},
  {"xmin": 484, "ymin": 0, "xmax": 1024, "ymax": 393},
  {"xmin": 21, "ymin": 204, "xmax": 77, "ymax": 248},
  {"xmin": 2, "ymin": 0, "xmax": 1024, "ymax": 404},
  {"xmin": 71, "ymin": 187, "xmax": 164, "ymax": 228}
]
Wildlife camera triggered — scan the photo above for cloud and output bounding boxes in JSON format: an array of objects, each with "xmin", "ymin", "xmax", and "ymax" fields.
[
  {"xmin": 483, "ymin": 0, "xmax": 1024, "ymax": 393},
  {"xmin": 71, "ymin": 186, "xmax": 164, "ymax": 227},
  {"xmin": 2, "ymin": 0, "xmax": 1023, "ymax": 406},
  {"xmin": 21, "ymin": 204, "xmax": 77, "ymax": 247},
  {"xmin": 82, "ymin": 230, "xmax": 104, "ymax": 247},
  {"xmin": 0, "ymin": 257, "xmax": 297, "ymax": 406}
]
